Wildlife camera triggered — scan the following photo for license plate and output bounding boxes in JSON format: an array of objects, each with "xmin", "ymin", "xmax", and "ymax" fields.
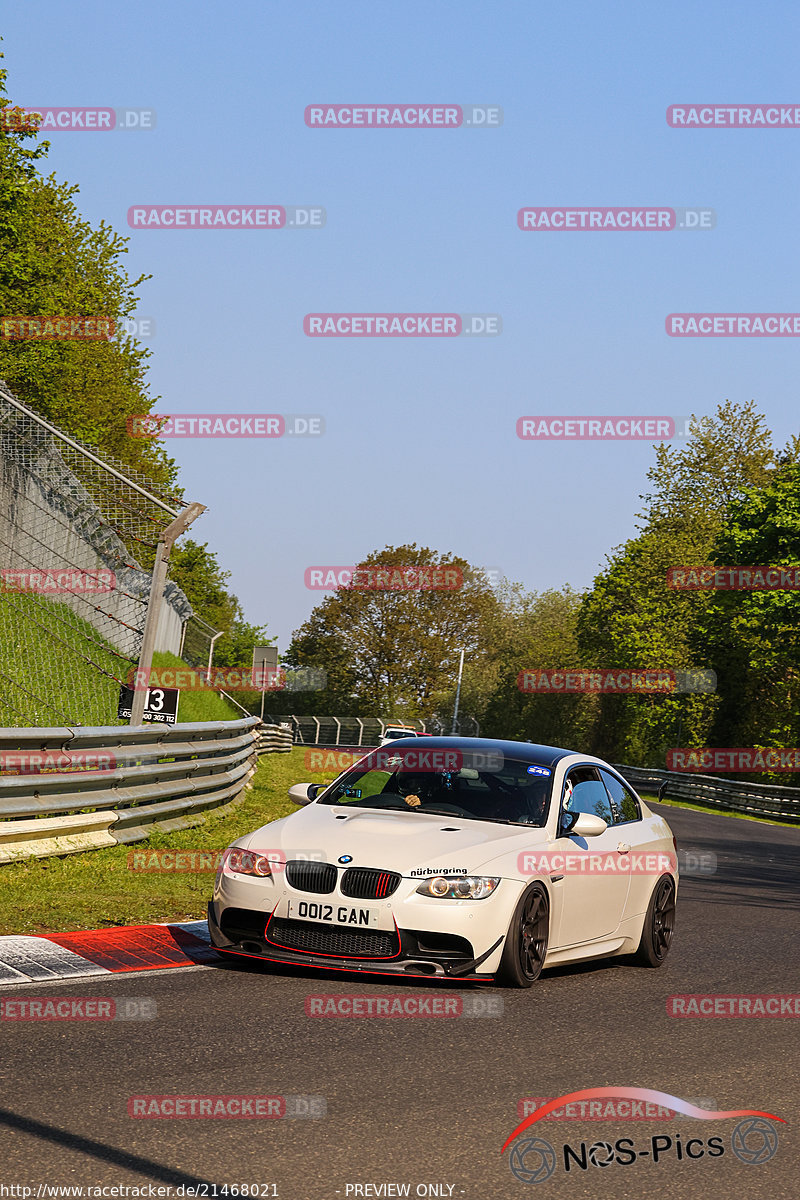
[{"xmin": 286, "ymin": 900, "xmax": 379, "ymax": 927}]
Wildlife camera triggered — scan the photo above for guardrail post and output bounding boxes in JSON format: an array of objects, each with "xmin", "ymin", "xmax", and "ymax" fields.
[{"xmin": 130, "ymin": 503, "xmax": 206, "ymax": 726}]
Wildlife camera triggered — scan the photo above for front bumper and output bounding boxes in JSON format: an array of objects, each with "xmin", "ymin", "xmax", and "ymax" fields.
[{"xmin": 208, "ymin": 901, "xmax": 501, "ymax": 981}]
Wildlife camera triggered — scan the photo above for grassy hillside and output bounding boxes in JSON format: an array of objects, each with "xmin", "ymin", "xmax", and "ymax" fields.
[
  {"xmin": 149, "ymin": 651, "xmax": 243, "ymax": 723},
  {"xmin": 0, "ymin": 589, "xmax": 128, "ymax": 726},
  {"xmin": 0, "ymin": 589, "xmax": 242, "ymax": 726}
]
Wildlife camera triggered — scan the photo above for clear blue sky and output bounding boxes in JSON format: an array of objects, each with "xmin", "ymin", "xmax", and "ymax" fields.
[{"xmin": 3, "ymin": 1, "xmax": 799, "ymax": 648}]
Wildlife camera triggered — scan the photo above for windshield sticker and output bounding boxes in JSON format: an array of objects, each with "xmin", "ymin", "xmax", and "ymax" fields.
[{"xmin": 527, "ymin": 765, "xmax": 552, "ymax": 776}]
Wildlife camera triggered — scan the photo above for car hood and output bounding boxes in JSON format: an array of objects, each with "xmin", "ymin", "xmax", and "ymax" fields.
[{"xmin": 237, "ymin": 802, "xmax": 551, "ymax": 876}]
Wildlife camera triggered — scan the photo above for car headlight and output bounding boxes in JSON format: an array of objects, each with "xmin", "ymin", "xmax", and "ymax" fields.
[
  {"xmin": 224, "ymin": 848, "xmax": 274, "ymax": 878},
  {"xmin": 415, "ymin": 875, "xmax": 500, "ymax": 900}
]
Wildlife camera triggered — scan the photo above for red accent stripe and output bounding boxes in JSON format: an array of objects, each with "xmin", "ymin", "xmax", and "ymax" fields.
[
  {"xmin": 48, "ymin": 925, "xmax": 218, "ymax": 973},
  {"xmin": 219, "ymin": 946, "xmax": 493, "ymax": 982}
]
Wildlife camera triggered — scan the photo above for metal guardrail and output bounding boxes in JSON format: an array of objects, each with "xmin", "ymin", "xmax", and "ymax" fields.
[
  {"xmin": 614, "ymin": 763, "xmax": 800, "ymax": 824},
  {"xmin": 0, "ymin": 716, "xmax": 262, "ymax": 863},
  {"xmin": 257, "ymin": 723, "xmax": 293, "ymax": 754},
  {"xmin": 267, "ymin": 715, "xmax": 481, "ymax": 744}
]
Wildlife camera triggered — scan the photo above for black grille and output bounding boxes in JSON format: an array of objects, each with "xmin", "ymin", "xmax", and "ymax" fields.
[
  {"xmin": 267, "ymin": 917, "xmax": 398, "ymax": 958},
  {"xmin": 285, "ymin": 860, "xmax": 337, "ymax": 894},
  {"xmin": 341, "ymin": 867, "xmax": 401, "ymax": 899}
]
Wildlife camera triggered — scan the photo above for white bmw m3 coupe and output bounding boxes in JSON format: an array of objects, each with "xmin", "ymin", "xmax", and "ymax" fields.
[{"xmin": 208, "ymin": 738, "xmax": 678, "ymax": 987}]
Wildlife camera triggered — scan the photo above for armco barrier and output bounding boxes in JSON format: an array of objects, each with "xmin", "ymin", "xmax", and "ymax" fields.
[
  {"xmin": 614, "ymin": 763, "xmax": 800, "ymax": 824},
  {"xmin": 257, "ymin": 723, "xmax": 293, "ymax": 754},
  {"xmin": 0, "ymin": 716, "xmax": 262, "ymax": 863},
  {"xmin": 265, "ymin": 716, "xmax": 481, "ymax": 744}
]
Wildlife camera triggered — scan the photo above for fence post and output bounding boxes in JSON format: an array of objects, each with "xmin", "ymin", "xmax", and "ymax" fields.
[{"xmin": 130, "ymin": 502, "xmax": 206, "ymax": 726}]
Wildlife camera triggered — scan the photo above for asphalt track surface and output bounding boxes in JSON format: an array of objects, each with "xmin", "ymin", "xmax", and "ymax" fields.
[{"xmin": 1, "ymin": 802, "xmax": 798, "ymax": 1200}]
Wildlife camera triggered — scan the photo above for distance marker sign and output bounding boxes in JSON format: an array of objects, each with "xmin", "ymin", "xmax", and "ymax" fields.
[{"xmin": 117, "ymin": 685, "xmax": 180, "ymax": 725}]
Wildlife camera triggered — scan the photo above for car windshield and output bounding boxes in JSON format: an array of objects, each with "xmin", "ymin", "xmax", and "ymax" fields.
[{"xmin": 318, "ymin": 753, "xmax": 553, "ymax": 826}]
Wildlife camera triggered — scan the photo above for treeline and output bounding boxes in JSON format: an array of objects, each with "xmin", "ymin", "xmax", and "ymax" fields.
[
  {"xmin": 285, "ymin": 403, "xmax": 800, "ymax": 774},
  {"xmin": 0, "ymin": 66, "xmax": 268, "ymax": 665}
]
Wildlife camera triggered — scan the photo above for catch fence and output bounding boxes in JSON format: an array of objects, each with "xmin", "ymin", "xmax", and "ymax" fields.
[{"xmin": 0, "ymin": 383, "xmax": 192, "ymax": 726}]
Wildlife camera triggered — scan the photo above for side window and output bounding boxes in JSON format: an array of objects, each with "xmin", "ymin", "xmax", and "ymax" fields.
[
  {"xmin": 600, "ymin": 769, "xmax": 641, "ymax": 824},
  {"xmin": 560, "ymin": 767, "xmax": 613, "ymax": 829}
]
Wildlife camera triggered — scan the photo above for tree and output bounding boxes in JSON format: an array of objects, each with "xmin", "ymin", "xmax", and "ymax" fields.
[
  {"xmin": 285, "ymin": 545, "xmax": 501, "ymax": 719},
  {"xmin": 575, "ymin": 402, "xmax": 775, "ymax": 763},
  {"xmin": 695, "ymin": 463, "xmax": 800, "ymax": 755},
  {"xmin": 0, "ymin": 62, "xmax": 176, "ymax": 489},
  {"xmin": 481, "ymin": 584, "xmax": 593, "ymax": 746},
  {"xmin": 640, "ymin": 399, "xmax": 775, "ymax": 539},
  {"xmin": 169, "ymin": 540, "xmax": 240, "ymax": 634}
]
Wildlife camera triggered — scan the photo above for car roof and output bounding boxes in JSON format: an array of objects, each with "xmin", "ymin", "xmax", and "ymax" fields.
[{"xmin": 382, "ymin": 735, "xmax": 577, "ymax": 767}]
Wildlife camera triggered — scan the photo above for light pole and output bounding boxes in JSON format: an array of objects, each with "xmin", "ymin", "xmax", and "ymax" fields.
[{"xmin": 450, "ymin": 647, "xmax": 465, "ymax": 735}]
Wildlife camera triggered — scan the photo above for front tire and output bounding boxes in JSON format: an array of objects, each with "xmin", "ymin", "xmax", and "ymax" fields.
[
  {"xmin": 497, "ymin": 884, "xmax": 549, "ymax": 988},
  {"xmin": 633, "ymin": 875, "xmax": 676, "ymax": 967}
]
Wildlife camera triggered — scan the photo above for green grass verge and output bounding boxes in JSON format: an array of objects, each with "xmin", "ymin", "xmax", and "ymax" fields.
[{"xmin": 0, "ymin": 747, "xmax": 336, "ymax": 936}]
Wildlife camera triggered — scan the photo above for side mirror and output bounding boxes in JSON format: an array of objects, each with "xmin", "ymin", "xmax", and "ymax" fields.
[
  {"xmin": 569, "ymin": 813, "xmax": 607, "ymax": 837},
  {"xmin": 288, "ymin": 782, "xmax": 320, "ymax": 806}
]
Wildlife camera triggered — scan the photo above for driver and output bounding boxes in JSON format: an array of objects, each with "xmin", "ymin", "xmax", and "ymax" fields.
[{"xmin": 392, "ymin": 770, "xmax": 441, "ymax": 805}]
